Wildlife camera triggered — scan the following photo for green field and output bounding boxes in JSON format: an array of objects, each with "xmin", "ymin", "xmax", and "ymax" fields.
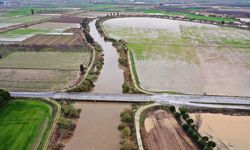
[
  {"xmin": 0, "ymin": 28, "xmax": 53, "ymax": 38},
  {"xmin": 0, "ymin": 100, "xmax": 52, "ymax": 150}
]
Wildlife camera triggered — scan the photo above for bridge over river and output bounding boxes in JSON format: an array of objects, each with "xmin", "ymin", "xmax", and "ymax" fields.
[{"xmin": 10, "ymin": 92, "xmax": 250, "ymax": 110}]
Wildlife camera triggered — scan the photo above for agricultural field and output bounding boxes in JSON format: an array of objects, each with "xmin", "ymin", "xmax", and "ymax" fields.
[
  {"xmin": 0, "ymin": 48, "xmax": 91, "ymax": 91},
  {"xmin": 29, "ymin": 22, "xmax": 81, "ymax": 30},
  {"xmin": 143, "ymin": 110, "xmax": 198, "ymax": 150},
  {"xmin": 21, "ymin": 33, "xmax": 84, "ymax": 46},
  {"xmin": 191, "ymin": 113, "xmax": 250, "ymax": 150},
  {"xmin": 103, "ymin": 17, "xmax": 250, "ymax": 96},
  {"xmin": 0, "ymin": 100, "xmax": 52, "ymax": 150}
]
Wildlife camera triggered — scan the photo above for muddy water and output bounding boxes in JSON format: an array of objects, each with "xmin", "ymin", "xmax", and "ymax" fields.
[
  {"xmin": 63, "ymin": 102, "xmax": 130, "ymax": 150},
  {"xmin": 89, "ymin": 20, "xmax": 123, "ymax": 93},
  {"xmin": 191, "ymin": 113, "xmax": 250, "ymax": 150},
  {"xmin": 103, "ymin": 17, "xmax": 250, "ymax": 97}
]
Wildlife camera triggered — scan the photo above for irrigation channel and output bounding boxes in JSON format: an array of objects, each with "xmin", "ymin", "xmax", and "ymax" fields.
[{"xmin": 63, "ymin": 19, "xmax": 126, "ymax": 149}]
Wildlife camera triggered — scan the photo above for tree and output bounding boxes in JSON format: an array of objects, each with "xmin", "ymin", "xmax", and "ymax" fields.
[
  {"xmin": 80, "ymin": 64, "xmax": 85, "ymax": 75},
  {"xmin": 202, "ymin": 136, "xmax": 209, "ymax": 142},
  {"xmin": 208, "ymin": 141, "xmax": 216, "ymax": 148},
  {"xmin": 85, "ymin": 33, "xmax": 94, "ymax": 44},
  {"xmin": 187, "ymin": 118, "xmax": 194, "ymax": 125},
  {"xmin": 31, "ymin": 9, "xmax": 34, "ymax": 15},
  {"xmin": 121, "ymin": 112, "xmax": 132, "ymax": 123},
  {"xmin": 122, "ymin": 127, "xmax": 131, "ymax": 137},
  {"xmin": 174, "ymin": 112, "xmax": 181, "ymax": 119},
  {"xmin": 169, "ymin": 106, "xmax": 176, "ymax": 113},
  {"xmin": 182, "ymin": 124, "xmax": 189, "ymax": 131},
  {"xmin": 194, "ymin": 113, "xmax": 202, "ymax": 131},
  {"xmin": 182, "ymin": 113, "xmax": 190, "ymax": 120},
  {"xmin": 179, "ymin": 107, "xmax": 188, "ymax": 115}
]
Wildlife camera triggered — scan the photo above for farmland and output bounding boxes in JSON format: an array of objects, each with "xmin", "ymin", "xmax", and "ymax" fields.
[
  {"xmin": 21, "ymin": 34, "xmax": 84, "ymax": 46},
  {"xmin": 0, "ymin": 100, "xmax": 52, "ymax": 150},
  {"xmin": 143, "ymin": 110, "xmax": 198, "ymax": 150},
  {"xmin": 0, "ymin": 48, "xmax": 91, "ymax": 91},
  {"xmin": 103, "ymin": 17, "xmax": 250, "ymax": 96}
]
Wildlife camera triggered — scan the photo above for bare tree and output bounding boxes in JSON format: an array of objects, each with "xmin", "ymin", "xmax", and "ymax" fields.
[{"xmin": 194, "ymin": 113, "xmax": 202, "ymax": 131}]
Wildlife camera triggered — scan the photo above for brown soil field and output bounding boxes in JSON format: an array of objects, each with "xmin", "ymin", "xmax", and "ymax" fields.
[
  {"xmin": 142, "ymin": 110, "xmax": 198, "ymax": 150},
  {"xmin": 20, "ymin": 33, "xmax": 84, "ymax": 46},
  {"xmin": 50, "ymin": 16, "xmax": 84, "ymax": 23},
  {"xmin": 0, "ymin": 69, "xmax": 78, "ymax": 91},
  {"xmin": 29, "ymin": 22, "xmax": 80, "ymax": 30}
]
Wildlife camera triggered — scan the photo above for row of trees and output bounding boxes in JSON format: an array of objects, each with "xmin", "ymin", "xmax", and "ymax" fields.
[
  {"xmin": 0, "ymin": 89, "xmax": 11, "ymax": 107},
  {"xmin": 170, "ymin": 106, "xmax": 216, "ymax": 150},
  {"xmin": 118, "ymin": 108, "xmax": 137, "ymax": 150}
]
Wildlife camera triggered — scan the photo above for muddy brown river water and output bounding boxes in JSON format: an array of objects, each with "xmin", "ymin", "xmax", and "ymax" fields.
[
  {"xmin": 63, "ymin": 102, "xmax": 130, "ymax": 150},
  {"xmin": 63, "ymin": 20, "xmax": 126, "ymax": 150},
  {"xmin": 89, "ymin": 20, "xmax": 123, "ymax": 94}
]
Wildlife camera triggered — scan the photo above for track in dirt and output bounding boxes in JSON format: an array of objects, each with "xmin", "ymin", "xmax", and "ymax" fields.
[{"xmin": 143, "ymin": 110, "xmax": 198, "ymax": 150}]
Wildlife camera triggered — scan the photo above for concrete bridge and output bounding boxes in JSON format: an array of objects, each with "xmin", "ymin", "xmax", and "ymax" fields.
[{"xmin": 10, "ymin": 92, "xmax": 250, "ymax": 110}]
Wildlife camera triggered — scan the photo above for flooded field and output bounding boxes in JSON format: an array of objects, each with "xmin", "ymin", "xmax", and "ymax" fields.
[
  {"xmin": 143, "ymin": 110, "xmax": 198, "ymax": 150},
  {"xmin": 63, "ymin": 102, "xmax": 130, "ymax": 150},
  {"xmin": 89, "ymin": 20, "xmax": 124, "ymax": 93},
  {"xmin": 191, "ymin": 113, "xmax": 250, "ymax": 150},
  {"xmin": 103, "ymin": 17, "xmax": 250, "ymax": 96}
]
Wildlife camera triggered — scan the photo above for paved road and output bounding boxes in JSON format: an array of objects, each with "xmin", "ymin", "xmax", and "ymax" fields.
[{"xmin": 10, "ymin": 92, "xmax": 250, "ymax": 109}]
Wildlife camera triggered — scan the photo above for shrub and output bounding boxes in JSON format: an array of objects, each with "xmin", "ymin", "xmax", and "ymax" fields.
[
  {"xmin": 208, "ymin": 141, "xmax": 216, "ymax": 148},
  {"xmin": 0, "ymin": 96, "xmax": 5, "ymax": 107},
  {"xmin": 57, "ymin": 118, "xmax": 76, "ymax": 130},
  {"xmin": 179, "ymin": 107, "xmax": 188, "ymax": 115},
  {"xmin": 182, "ymin": 124, "xmax": 189, "ymax": 131},
  {"xmin": 187, "ymin": 118, "xmax": 194, "ymax": 125},
  {"xmin": 174, "ymin": 112, "xmax": 181, "ymax": 119},
  {"xmin": 198, "ymin": 139, "xmax": 207, "ymax": 149},
  {"xmin": 122, "ymin": 127, "xmax": 131, "ymax": 137},
  {"xmin": 202, "ymin": 136, "xmax": 209, "ymax": 142},
  {"xmin": 182, "ymin": 113, "xmax": 190, "ymax": 120},
  {"xmin": 121, "ymin": 139, "xmax": 136, "ymax": 150},
  {"xmin": 62, "ymin": 103, "xmax": 81, "ymax": 118},
  {"xmin": 118, "ymin": 122, "xmax": 128, "ymax": 131},
  {"xmin": 192, "ymin": 133, "xmax": 200, "ymax": 141},
  {"xmin": 121, "ymin": 112, "xmax": 132, "ymax": 123},
  {"xmin": 187, "ymin": 127, "xmax": 194, "ymax": 136},
  {"xmin": 122, "ymin": 83, "xmax": 130, "ymax": 93},
  {"xmin": 169, "ymin": 106, "xmax": 176, "ymax": 113}
]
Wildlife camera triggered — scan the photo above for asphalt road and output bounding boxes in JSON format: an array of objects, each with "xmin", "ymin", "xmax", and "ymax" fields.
[{"xmin": 10, "ymin": 92, "xmax": 250, "ymax": 109}]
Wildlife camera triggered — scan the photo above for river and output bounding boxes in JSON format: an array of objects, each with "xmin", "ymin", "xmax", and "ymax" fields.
[
  {"xmin": 63, "ymin": 19, "xmax": 126, "ymax": 150},
  {"xmin": 89, "ymin": 19, "xmax": 124, "ymax": 94}
]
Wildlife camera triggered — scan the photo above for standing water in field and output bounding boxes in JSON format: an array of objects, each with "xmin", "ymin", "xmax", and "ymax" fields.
[{"xmin": 89, "ymin": 19, "xmax": 123, "ymax": 93}]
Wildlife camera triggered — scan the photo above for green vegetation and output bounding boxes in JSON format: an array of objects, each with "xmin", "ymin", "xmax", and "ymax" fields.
[
  {"xmin": 143, "ymin": 9, "xmax": 237, "ymax": 23},
  {"xmin": 0, "ymin": 28, "xmax": 53, "ymax": 38},
  {"xmin": 118, "ymin": 108, "xmax": 137, "ymax": 150},
  {"xmin": 0, "ymin": 89, "xmax": 11, "ymax": 107},
  {"xmin": 0, "ymin": 99, "xmax": 52, "ymax": 150},
  {"xmin": 170, "ymin": 106, "xmax": 217, "ymax": 150}
]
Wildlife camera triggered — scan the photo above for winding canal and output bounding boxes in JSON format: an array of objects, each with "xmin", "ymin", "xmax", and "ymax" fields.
[{"xmin": 89, "ymin": 19, "xmax": 124, "ymax": 94}]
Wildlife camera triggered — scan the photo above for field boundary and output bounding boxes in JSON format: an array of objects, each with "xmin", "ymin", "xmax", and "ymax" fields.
[
  {"xmin": 41, "ymin": 98, "xmax": 61, "ymax": 150},
  {"xmin": 60, "ymin": 44, "xmax": 96, "ymax": 92},
  {"xmin": 135, "ymin": 103, "xmax": 161, "ymax": 150}
]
